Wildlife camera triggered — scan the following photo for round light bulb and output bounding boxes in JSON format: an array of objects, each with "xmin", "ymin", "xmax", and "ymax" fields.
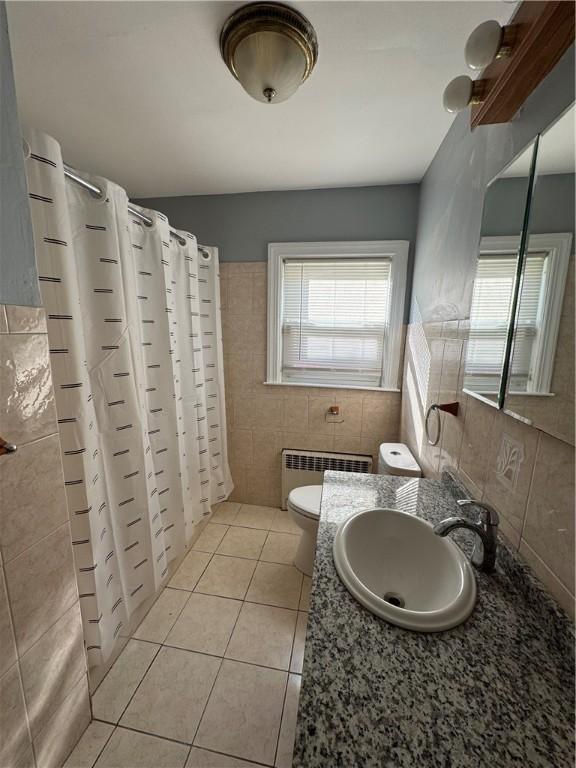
[
  {"xmin": 465, "ymin": 20, "xmax": 504, "ymax": 70},
  {"xmin": 443, "ymin": 75, "xmax": 473, "ymax": 113},
  {"xmin": 233, "ymin": 30, "xmax": 307, "ymax": 104}
]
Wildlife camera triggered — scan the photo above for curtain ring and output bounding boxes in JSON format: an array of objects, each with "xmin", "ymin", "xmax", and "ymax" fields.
[{"xmin": 425, "ymin": 404, "xmax": 441, "ymax": 446}]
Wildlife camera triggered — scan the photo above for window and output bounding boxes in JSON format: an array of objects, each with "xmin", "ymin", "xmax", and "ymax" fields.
[
  {"xmin": 465, "ymin": 234, "xmax": 571, "ymax": 395},
  {"xmin": 266, "ymin": 241, "xmax": 409, "ymax": 390}
]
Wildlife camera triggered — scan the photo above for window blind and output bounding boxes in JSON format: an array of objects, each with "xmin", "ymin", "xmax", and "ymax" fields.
[
  {"xmin": 281, "ymin": 258, "xmax": 392, "ymax": 387},
  {"xmin": 465, "ymin": 252, "xmax": 546, "ymax": 393},
  {"xmin": 510, "ymin": 252, "xmax": 547, "ymax": 391}
]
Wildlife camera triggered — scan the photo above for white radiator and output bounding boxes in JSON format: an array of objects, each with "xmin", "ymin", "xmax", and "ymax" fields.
[{"xmin": 281, "ymin": 449, "xmax": 373, "ymax": 509}]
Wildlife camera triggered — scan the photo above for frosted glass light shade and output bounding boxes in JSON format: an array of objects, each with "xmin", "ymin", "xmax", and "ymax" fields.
[
  {"xmin": 233, "ymin": 30, "xmax": 307, "ymax": 103},
  {"xmin": 465, "ymin": 20, "xmax": 504, "ymax": 70},
  {"xmin": 220, "ymin": 3, "xmax": 318, "ymax": 105},
  {"xmin": 443, "ymin": 75, "xmax": 473, "ymax": 113}
]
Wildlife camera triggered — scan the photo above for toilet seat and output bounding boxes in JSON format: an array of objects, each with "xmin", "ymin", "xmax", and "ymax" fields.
[{"xmin": 288, "ymin": 485, "xmax": 322, "ymax": 520}]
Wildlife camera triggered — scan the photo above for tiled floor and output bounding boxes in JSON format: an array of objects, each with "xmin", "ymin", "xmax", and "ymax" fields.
[{"xmin": 65, "ymin": 502, "xmax": 310, "ymax": 768}]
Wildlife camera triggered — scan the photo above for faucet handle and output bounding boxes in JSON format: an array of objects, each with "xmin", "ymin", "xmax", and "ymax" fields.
[{"xmin": 457, "ymin": 499, "xmax": 499, "ymax": 526}]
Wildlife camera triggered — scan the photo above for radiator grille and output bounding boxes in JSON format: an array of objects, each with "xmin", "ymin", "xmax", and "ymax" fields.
[{"xmin": 284, "ymin": 452, "xmax": 371, "ymax": 474}]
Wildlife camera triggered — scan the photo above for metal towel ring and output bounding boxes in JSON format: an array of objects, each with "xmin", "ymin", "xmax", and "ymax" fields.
[
  {"xmin": 0, "ymin": 437, "xmax": 17, "ymax": 457},
  {"xmin": 425, "ymin": 402, "xmax": 460, "ymax": 446},
  {"xmin": 425, "ymin": 404, "xmax": 442, "ymax": 446}
]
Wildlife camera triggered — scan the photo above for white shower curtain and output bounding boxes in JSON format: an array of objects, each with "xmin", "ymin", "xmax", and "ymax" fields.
[{"xmin": 24, "ymin": 130, "xmax": 232, "ymax": 666}]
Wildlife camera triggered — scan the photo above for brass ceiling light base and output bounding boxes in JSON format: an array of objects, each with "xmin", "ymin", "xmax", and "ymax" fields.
[{"xmin": 220, "ymin": 2, "xmax": 318, "ymax": 103}]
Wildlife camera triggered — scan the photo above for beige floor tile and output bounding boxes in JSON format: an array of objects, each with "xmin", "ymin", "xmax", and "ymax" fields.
[
  {"xmin": 275, "ymin": 674, "xmax": 301, "ymax": 768},
  {"xmin": 299, "ymin": 576, "xmax": 312, "ymax": 611},
  {"xmin": 260, "ymin": 532, "xmax": 300, "ymax": 565},
  {"xmin": 195, "ymin": 555, "xmax": 257, "ymax": 600},
  {"xmin": 192, "ymin": 523, "xmax": 229, "ymax": 553},
  {"xmin": 290, "ymin": 612, "xmax": 308, "ymax": 674},
  {"xmin": 211, "ymin": 502, "xmax": 242, "ymax": 525},
  {"xmin": 63, "ymin": 720, "xmax": 114, "ymax": 768},
  {"xmin": 269, "ymin": 509, "xmax": 301, "ymax": 535},
  {"xmin": 91, "ymin": 639, "xmax": 159, "ymax": 723},
  {"xmin": 195, "ymin": 660, "xmax": 287, "ymax": 765},
  {"xmin": 133, "ymin": 588, "xmax": 189, "ymax": 643},
  {"xmin": 245, "ymin": 562, "xmax": 303, "ymax": 610},
  {"xmin": 186, "ymin": 747, "xmax": 260, "ymax": 767},
  {"xmin": 94, "ymin": 727, "xmax": 189, "ymax": 768},
  {"xmin": 234, "ymin": 505, "xmax": 276, "ymax": 530},
  {"xmin": 225, "ymin": 602, "xmax": 297, "ymax": 670},
  {"xmin": 121, "ymin": 646, "xmax": 220, "ymax": 744},
  {"xmin": 169, "ymin": 551, "xmax": 212, "ymax": 591},
  {"xmin": 217, "ymin": 527, "xmax": 267, "ymax": 559},
  {"xmin": 166, "ymin": 593, "xmax": 242, "ymax": 656}
]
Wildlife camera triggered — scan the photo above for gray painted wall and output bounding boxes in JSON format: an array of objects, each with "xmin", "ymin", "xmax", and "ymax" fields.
[
  {"xmin": 136, "ymin": 184, "xmax": 421, "ymax": 322},
  {"xmin": 135, "ymin": 184, "xmax": 420, "ymax": 263},
  {"xmin": 0, "ymin": 1, "xmax": 39, "ymax": 307},
  {"xmin": 411, "ymin": 44, "xmax": 575, "ymax": 322},
  {"xmin": 485, "ymin": 173, "xmax": 575, "ymax": 244}
]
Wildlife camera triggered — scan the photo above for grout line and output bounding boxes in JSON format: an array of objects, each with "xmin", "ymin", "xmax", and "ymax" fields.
[
  {"xmin": 188, "ymin": 744, "xmax": 274, "ymax": 768},
  {"xmin": 82, "ymin": 719, "xmax": 116, "ymax": 768},
  {"xmin": 519, "ymin": 430, "xmax": 541, "ymax": 547},
  {"xmin": 273, "ymin": 663, "xmax": 291, "ymax": 768},
  {"xmin": 103, "ymin": 721, "xmax": 194, "ymax": 748},
  {"xmin": 138, "ymin": 583, "xmax": 194, "ymax": 645},
  {"xmin": 94, "ymin": 506, "xmax": 305, "ymax": 765},
  {"xmin": 188, "ymin": 634, "xmax": 228, "ymax": 747},
  {"xmin": 109, "ymin": 642, "xmax": 162, "ymax": 726}
]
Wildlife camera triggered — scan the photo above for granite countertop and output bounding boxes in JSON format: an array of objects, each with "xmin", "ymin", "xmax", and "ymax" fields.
[{"xmin": 293, "ymin": 471, "xmax": 575, "ymax": 768}]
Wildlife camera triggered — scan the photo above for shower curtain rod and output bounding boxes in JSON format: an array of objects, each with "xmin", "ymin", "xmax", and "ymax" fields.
[{"xmin": 63, "ymin": 164, "xmax": 209, "ymax": 254}]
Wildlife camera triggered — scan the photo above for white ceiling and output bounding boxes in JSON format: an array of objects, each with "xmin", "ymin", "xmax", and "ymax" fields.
[{"xmin": 7, "ymin": 1, "xmax": 512, "ymax": 197}]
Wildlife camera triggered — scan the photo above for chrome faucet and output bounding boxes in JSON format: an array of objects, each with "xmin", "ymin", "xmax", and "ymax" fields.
[{"xmin": 433, "ymin": 499, "xmax": 499, "ymax": 573}]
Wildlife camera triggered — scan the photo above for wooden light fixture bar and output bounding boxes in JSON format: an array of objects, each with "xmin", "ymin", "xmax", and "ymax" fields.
[{"xmin": 471, "ymin": 0, "xmax": 575, "ymax": 128}]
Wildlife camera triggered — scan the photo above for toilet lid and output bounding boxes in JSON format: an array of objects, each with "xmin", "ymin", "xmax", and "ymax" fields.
[{"xmin": 288, "ymin": 485, "xmax": 322, "ymax": 520}]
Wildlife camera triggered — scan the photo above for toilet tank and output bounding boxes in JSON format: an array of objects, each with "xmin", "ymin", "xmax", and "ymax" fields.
[{"xmin": 377, "ymin": 443, "xmax": 421, "ymax": 477}]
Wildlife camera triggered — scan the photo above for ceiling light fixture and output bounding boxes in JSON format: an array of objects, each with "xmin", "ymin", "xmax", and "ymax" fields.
[
  {"xmin": 442, "ymin": 17, "xmax": 516, "ymax": 114},
  {"xmin": 465, "ymin": 20, "xmax": 514, "ymax": 71},
  {"xmin": 220, "ymin": 2, "xmax": 318, "ymax": 104},
  {"xmin": 443, "ymin": 75, "xmax": 486, "ymax": 114}
]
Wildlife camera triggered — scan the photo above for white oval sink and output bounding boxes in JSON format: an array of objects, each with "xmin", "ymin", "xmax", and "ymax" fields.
[{"xmin": 333, "ymin": 507, "xmax": 476, "ymax": 632}]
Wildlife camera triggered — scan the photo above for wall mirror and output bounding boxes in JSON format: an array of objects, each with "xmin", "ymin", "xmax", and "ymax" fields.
[
  {"xmin": 462, "ymin": 141, "xmax": 537, "ymax": 407},
  {"xmin": 504, "ymin": 105, "xmax": 575, "ymax": 445}
]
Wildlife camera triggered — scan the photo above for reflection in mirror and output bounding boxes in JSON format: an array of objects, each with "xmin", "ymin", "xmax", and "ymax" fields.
[
  {"xmin": 463, "ymin": 142, "xmax": 536, "ymax": 406},
  {"xmin": 505, "ymin": 105, "xmax": 575, "ymax": 445}
]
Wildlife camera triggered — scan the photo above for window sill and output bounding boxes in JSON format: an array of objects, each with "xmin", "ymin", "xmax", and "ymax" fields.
[{"xmin": 263, "ymin": 381, "xmax": 401, "ymax": 393}]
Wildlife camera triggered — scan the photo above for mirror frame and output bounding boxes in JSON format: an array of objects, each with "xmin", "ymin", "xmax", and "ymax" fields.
[
  {"xmin": 495, "ymin": 135, "xmax": 540, "ymax": 410},
  {"xmin": 463, "ymin": 137, "xmax": 540, "ymax": 410}
]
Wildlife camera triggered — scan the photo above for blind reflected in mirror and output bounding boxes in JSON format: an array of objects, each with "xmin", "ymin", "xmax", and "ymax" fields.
[
  {"xmin": 463, "ymin": 141, "xmax": 537, "ymax": 407},
  {"xmin": 504, "ymin": 105, "xmax": 575, "ymax": 445}
]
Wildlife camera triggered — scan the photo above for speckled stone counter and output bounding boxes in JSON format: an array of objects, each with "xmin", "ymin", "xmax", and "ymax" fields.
[{"xmin": 293, "ymin": 471, "xmax": 575, "ymax": 768}]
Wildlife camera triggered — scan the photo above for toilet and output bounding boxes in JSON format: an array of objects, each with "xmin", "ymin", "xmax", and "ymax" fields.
[{"xmin": 288, "ymin": 443, "xmax": 421, "ymax": 575}]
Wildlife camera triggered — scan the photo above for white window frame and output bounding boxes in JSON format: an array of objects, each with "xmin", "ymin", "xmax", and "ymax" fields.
[
  {"xmin": 465, "ymin": 232, "xmax": 572, "ymax": 397},
  {"xmin": 266, "ymin": 240, "xmax": 409, "ymax": 391}
]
